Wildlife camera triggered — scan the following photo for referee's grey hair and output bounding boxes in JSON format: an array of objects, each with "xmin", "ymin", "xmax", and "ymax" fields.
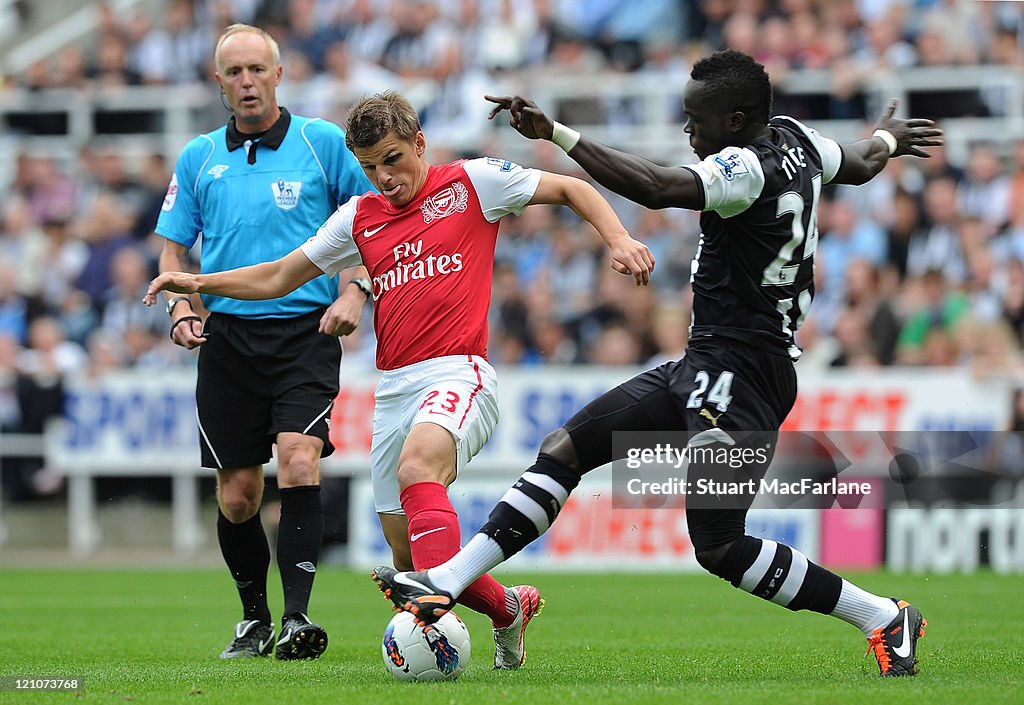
[
  {"xmin": 215, "ymin": 24, "xmax": 281, "ymax": 72},
  {"xmin": 345, "ymin": 91, "xmax": 421, "ymax": 151}
]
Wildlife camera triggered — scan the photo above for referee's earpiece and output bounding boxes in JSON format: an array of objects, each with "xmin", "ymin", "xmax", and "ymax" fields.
[{"xmin": 220, "ymin": 91, "xmax": 232, "ymax": 113}]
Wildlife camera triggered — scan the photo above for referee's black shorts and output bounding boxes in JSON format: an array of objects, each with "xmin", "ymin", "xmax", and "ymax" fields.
[{"xmin": 195, "ymin": 309, "xmax": 342, "ymax": 470}]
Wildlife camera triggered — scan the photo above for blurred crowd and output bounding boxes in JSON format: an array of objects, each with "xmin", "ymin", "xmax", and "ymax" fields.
[{"xmin": 4, "ymin": 0, "xmax": 1024, "ymax": 500}]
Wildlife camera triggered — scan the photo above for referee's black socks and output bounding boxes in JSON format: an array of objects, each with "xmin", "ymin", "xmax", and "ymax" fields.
[
  {"xmin": 217, "ymin": 510, "xmax": 272, "ymax": 624},
  {"xmin": 277, "ymin": 485, "xmax": 324, "ymax": 618}
]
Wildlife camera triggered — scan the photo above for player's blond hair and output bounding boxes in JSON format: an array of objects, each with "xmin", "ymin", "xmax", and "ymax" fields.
[
  {"xmin": 345, "ymin": 91, "xmax": 421, "ymax": 150},
  {"xmin": 214, "ymin": 24, "xmax": 280, "ymax": 72}
]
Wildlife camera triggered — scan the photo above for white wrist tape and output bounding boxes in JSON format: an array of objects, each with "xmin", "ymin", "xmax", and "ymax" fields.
[
  {"xmin": 551, "ymin": 122, "xmax": 581, "ymax": 152},
  {"xmin": 873, "ymin": 129, "xmax": 897, "ymax": 156}
]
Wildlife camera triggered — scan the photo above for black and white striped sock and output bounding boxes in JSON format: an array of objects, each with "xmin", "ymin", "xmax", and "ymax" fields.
[{"xmin": 721, "ymin": 536, "xmax": 843, "ymax": 613}]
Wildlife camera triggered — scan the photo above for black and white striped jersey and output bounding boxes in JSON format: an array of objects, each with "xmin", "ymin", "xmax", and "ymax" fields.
[{"xmin": 683, "ymin": 116, "xmax": 843, "ymax": 360}]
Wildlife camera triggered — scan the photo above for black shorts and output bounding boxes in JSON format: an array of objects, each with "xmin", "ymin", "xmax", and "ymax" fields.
[
  {"xmin": 565, "ymin": 338, "xmax": 797, "ymax": 470},
  {"xmin": 661, "ymin": 338, "xmax": 797, "ymax": 437},
  {"xmin": 195, "ymin": 309, "xmax": 341, "ymax": 469},
  {"xmin": 563, "ymin": 338, "xmax": 797, "ymax": 551}
]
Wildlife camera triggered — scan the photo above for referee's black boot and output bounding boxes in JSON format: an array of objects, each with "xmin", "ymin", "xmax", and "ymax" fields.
[{"xmin": 274, "ymin": 613, "xmax": 328, "ymax": 660}]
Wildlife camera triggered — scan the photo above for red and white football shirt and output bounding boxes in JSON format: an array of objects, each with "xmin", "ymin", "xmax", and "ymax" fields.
[{"xmin": 301, "ymin": 158, "xmax": 541, "ymax": 370}]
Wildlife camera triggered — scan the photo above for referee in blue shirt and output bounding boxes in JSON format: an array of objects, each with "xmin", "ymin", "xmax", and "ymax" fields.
[{"xmin": 154, "ymin": 24, "xmax": 374, "ymax": 660}]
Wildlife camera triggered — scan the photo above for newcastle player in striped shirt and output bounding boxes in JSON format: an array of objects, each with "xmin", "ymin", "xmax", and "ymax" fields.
[{"xmin": 371, "ymin": 50, "xmax": 943, "ymax": 678}]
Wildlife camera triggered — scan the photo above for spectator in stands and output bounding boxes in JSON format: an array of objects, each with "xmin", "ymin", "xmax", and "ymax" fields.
[
  {"xmin": 897, "ymin": 269, "xmax": 970, "ymax": 364},
  {"xmin": 1000, "ymin": 258, "xmax": 1024, "ymax": 344},
  {"xmin": 962, "ymin": 233, "xmax": 1006, "ymax": 321},
  {"xmin": 589, "ymin": 321, "xmax": 644, "ymax": 364},
  {"xmin": 21, "ymin": 156, "xmax": 75, "ymax": 226},
  {"xmin": 53, "ymin": 44, "xmax": 88, "ymax": 89},
  {"xmin": 1, "ymin": 196, "xmax": 48, "ymax": 297},
  {"xmin": 490, "ymin": 261, "xmax": 531, "ymax": 349},
  {"xmin": 99, "ymin": 247, "xmax": 166, "ymax": 364},
  {"xmin": 958, "ymin": 143, "xmax": 1011, "ymax": 236},
  {"xmin": 334, "ymin": 0, "xmax": 396, "ymax": 67},
  {"xmin": 70, "ymin": 192, "xmax": 134, "ymax": 305},
  {"xmin": 844, "ymin": 258, "xmax": 901, "ymax": 365},
  {"xmin": 531, "ymin": 313, "xmax": 580, "ymax": 364},
  {"xmin": 133, "ymin": 153, "xmax": 174, "ymax": 247},
  {"xmin": 127, "ymin": 0, "xmax": 209, "ymax": 84},
  {"xmin": 884, "ymin": 188, "xmax": 922, "ymax": 279},
  {"xmin": 18, "ymin": 315, "xmax": 87, "ymax": 379},
  {"xmin": 856, "ymin": 8, "xmax": 917, "ymax": 72},
  {"xmin": 817, "ymin": 196, "xmax": 888, "ymax": 302},
  {"xmin": 89, "ymin": 32, "xmax": 142, "ymax": 88},
  {"xmin": 282, "ymin": 0, "xmax": 339, "ymax": 72},
  {"xmin": 0, "ymin": 330, "xmax": 64, "ymax": 501},
  {"xmin": 906, "ymin": 176, "xmax": 966, "ymax": 282},
  {"xmin": 83, "ymin": 329, "xmax": 127, "ymax": 380},
  {"xmin": 966, "ymin": 320, "xmax": 1020, "ymax": 378},
  {"xmin": 380, "ymin": 0, "xmax": 454, "ymax": 80},
  {"xmin": 0, "ymin": 259, "xmax": 31, "ymax": 344},
  {"xmin": 536, "ymin": 223, "xmax": 599, "ymax": 322},
  {"xmin": 830, "ymin": 306, "xmax": 880, "ymax": 368},
  {"xmin": 495, "ymin": 203, "xmax": 557, "ymax": 285},
  {"xmin": 645, "ymin": 302, "xmax": 690, "ymax": 366}
]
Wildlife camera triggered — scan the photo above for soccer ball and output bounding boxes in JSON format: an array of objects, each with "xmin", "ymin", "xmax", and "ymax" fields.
[{"xmin": 381, "ymin": 611, "xmax": 472, "ymax": 681}]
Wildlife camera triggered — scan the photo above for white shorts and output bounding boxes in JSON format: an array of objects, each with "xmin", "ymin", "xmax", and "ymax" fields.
[{"xmin": 371, "ymin": 355, "xmax": 499, "ymax": 513}]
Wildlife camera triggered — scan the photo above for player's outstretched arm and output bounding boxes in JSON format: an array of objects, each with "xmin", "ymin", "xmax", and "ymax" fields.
[
  {"xmin": 530, "ymin": 171, "xmax": 655, "ymax": 286},
  {"xmin": 486, "ymin": 94, "xmax": 702, "ymax": 210},
  {"xmin": 143, "ymin": 248, "xmax": 323, "ymax": 306},
  {"xmin": 832, "ymin": 99, "xmax": 944, "ymax": 185}
]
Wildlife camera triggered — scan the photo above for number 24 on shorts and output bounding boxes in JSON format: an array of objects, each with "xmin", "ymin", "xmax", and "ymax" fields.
[{"xmin": 686, "ymin": 371, "xmax": 734, "ymax": 413}]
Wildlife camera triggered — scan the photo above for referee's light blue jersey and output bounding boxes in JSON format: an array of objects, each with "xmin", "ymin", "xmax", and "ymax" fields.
[{"xmin": 156, "ymin": 110, "xmax": 373, "ymax": 318}]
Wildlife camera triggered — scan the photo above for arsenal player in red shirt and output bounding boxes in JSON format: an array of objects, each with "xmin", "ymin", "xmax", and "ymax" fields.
[{"xmin": 145, "ymin": 90, "xmax": 654, "ymax": 668}]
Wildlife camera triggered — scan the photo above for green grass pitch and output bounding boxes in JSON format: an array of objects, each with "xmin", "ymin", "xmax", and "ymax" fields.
[{"xmin": 0, "ymin": 567, "xmax": 1020, "ymax": 704}]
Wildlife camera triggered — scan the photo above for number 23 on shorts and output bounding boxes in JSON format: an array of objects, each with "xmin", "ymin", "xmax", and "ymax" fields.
[{"xmin": 418, "ymin": 388, "xmax": 464, "ymax": 418}]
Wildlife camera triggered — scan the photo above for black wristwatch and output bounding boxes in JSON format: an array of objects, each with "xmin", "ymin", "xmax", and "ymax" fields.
[
  {"xmin": 350, "ymin": 277, "xmax": 372, "ymax": 299},
  {"xmin": 165, "ymin": 296, "xmax": 193, "ymax": 316}
]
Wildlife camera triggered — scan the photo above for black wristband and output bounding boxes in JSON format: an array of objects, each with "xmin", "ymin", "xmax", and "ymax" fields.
[{"xmin": 170, "ymin": 315, "xmax": 203, "ymax": 340}]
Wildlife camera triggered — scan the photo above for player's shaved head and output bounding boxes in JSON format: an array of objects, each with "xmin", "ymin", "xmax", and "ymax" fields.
[{"xmin": 345, "ymin": 91, "xmax": 422, "ymax": 151}]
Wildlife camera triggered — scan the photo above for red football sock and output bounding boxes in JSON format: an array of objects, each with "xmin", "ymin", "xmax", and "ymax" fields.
[{"xmin": 400, "ymin": 481, "xmax": 516, "ymax": 627}]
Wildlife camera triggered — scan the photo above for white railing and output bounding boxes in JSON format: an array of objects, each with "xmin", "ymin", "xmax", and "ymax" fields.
[
  {"xmin": 0, "ymin": 65, "xmax": 1021, "ymax": 174},
  {"xmin": 0, "ymin": 431, "xmax": 45, "ymax": 546}
]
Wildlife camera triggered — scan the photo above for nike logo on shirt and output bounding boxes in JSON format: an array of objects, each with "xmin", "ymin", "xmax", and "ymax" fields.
[
  {"xmin": 410, "ymin": 526, "xmax": 447, "ymax": 542},
  {"xmin": 363, "ymin": 224, "xmax": 387, "ymax": 238}
]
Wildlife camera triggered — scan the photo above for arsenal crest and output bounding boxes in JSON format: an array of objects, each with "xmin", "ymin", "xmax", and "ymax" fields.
[{"xmin": 421, "ymin": 182, "xmax": 469, "ymax": 223}]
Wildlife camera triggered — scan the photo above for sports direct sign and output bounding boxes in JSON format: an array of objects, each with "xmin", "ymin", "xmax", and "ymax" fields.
[{"xmin": 47, "ymin": 367, "xmax": 1008, "ymax": 472}]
